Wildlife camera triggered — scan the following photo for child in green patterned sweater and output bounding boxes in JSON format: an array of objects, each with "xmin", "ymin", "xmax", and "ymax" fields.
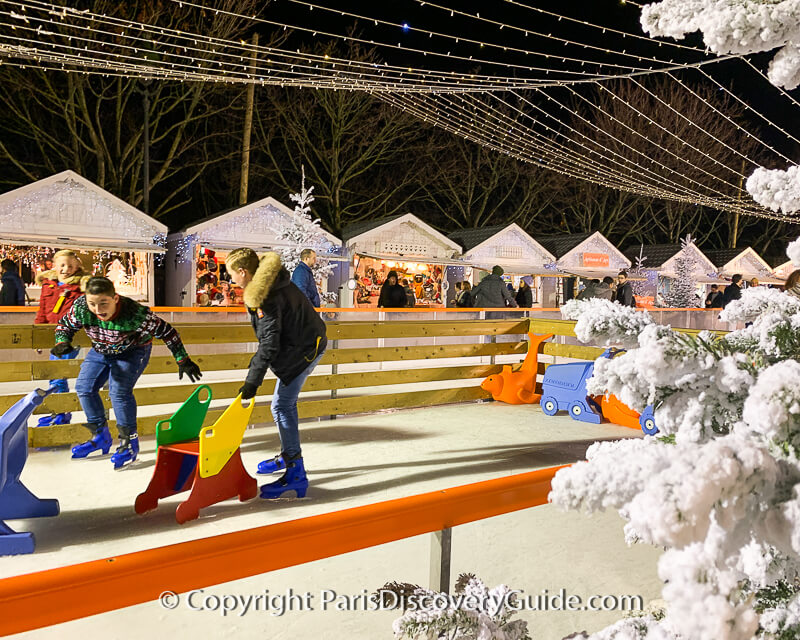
[{"xmin": 51, "ymin": 276, "xmax": 202, "ymax": 468}]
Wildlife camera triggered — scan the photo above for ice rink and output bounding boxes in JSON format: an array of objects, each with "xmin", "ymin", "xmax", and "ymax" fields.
[{"xmin": 4, "ymin": 401, "xmax": 663, "ymax": 640}]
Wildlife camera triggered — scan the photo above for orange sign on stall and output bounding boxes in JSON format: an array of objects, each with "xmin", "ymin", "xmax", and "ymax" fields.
[{"xmin": 582, "ymin": 252, "xmax": 610, "ymax": 267}]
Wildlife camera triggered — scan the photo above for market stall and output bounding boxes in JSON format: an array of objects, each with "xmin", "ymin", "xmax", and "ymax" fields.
[
  {"xmin": 704, "ymin": 247, "xmax": 785, "ymax": 286},
  {"xmin": 449, "ymin": 223, "xmax": 557, "ymax": 306},
  {"xmin": 165, "ymin": 196, "xmax": 343, "ymax": 307},
  {"xmin": 771, "ymin": 259, "xmax": 796, "ymax": 282},
  {"xmin": 342, "ymin": 213, "xmax": 464, "ymax": 308},
  {"xmin": 535, "ymin": 231, "xmax": 631, "ymax": 305},
  {"xmin": 0, "ymin": 170, "xmax": 166, "ymax": 305},
  {"xmin": 623, "ymin": 242, "xmax": 720, "ymax": 306}
]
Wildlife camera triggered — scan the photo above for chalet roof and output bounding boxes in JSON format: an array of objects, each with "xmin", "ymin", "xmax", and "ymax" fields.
[
  {"xmin": 623, "ymin": 243, "xmax": 682, "ymax": 269},
  {"xmin": 534, "ymin": 232, "xmax": 593, "ymax": 259}
]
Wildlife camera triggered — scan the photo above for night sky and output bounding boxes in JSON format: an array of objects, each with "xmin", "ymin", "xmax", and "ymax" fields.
[{"xmin": 256, "ymin": 0, "xmax": 799, "ymax": 158}]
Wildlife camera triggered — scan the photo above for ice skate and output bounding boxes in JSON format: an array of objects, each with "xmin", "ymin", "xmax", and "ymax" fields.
[
  {"xmin": 256, "ymin": 453, "xmax": 286, "ymax": 475},
  {"xmin": 36, "ymin": 413, "xmax": 56, "ymax": 427},
  {"xmin": 110, "ymin": 433, "xmax": 139, "ymax": 469},
  {"xmin": 260, "ymin": 456, "xmax": 307, "ymax": 499},
  {"xmin": 71, "ymin": 424, "xmax": 112, "ymax": 458}
]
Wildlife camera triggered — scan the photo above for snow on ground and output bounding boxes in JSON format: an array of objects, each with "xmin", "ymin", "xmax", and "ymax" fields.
[{"xmin": 3, "ymin": 402, "xmax": 663, "ymax": 640}]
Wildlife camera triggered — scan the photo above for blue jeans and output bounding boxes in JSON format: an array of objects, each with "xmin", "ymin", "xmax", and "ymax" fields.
[
  {"xmin": 271, "ymin": 351, "xmax": 325, "ymax": 459},
  {"xmin": 74, "ymin": 345, "xmax": 152, "ymax": 434}
]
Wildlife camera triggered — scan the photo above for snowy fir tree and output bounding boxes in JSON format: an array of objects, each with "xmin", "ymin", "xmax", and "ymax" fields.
[
  {"xmin": 662, "ymin": 235, "xmax": 699, "ymax": 308},
  {"xmin": 387, "ymin": 575, "xmax": 530, "ymax": 640},
  {"xmin": 629, "ymin": 245, "xmax": 653, "ymax": 299},
  {"xmin": 276, "ymin": 166, "xmax": 337, "ymax": 303},
  {"xmin": 548, "ymin": 238, "xmax": 800, "ymax": 640},
  {"xmin": 641, "ymin": 0, "xmax": 800, "ymax": 216}
]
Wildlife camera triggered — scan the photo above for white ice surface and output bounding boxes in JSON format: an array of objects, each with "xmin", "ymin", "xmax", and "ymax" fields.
[{"xmin": 4, "ymin": 402, "xmax": 663, "ymax": 640}]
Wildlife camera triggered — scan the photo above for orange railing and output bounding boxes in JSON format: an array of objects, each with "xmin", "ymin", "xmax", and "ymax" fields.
[{"xmin": 0, "ymin": 465, "xmax": 564, "ymax": 636}]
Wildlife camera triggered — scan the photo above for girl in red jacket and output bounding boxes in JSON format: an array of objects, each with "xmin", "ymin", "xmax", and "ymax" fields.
[{"xmin": 35, "ymin": 249, "xmax": 88, "ymax": 426}]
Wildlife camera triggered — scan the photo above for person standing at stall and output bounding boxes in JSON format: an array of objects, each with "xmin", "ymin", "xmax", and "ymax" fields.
[
  {"xmin": 722, "ymin": 274, "xmax": 743, "ymax": 308},
  {"xmin": 378, "ymin": 270, "xmax": 408, "ymax": 308},
  {"xmin": 472, "ymin": 266, "xmax": 518, "ymax": 308},
  {"xmin": 515, "ymin": 279, "xmax": 533, "ymax": 307},
  {"xmin": 291, "ymin": 248, "xmax": 320, "ymax": 308},
  {"xmin": 34, "ymin": 249, "xmax": 88, "ymax": 426},
  {"xmin": 0, "ymin": 259, "xmax": 26, "ymax": 306},
  {"xmin": 226, "ymin": 249, "xmax": 327, "ymax": 499},
  {"xmin": 614, "ymin": 271, "xmax": 636, "ymax": 307}
]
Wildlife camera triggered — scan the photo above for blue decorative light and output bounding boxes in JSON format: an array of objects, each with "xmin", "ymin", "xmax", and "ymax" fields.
[{"xmin": 402, "ymin": 23, "xmax": 410, "ymax": 32}]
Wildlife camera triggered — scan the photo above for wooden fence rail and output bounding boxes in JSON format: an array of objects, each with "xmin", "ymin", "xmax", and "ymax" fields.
[{"xmin": 0, "ymin": 317, "xmax": 716, "ymax": 448}]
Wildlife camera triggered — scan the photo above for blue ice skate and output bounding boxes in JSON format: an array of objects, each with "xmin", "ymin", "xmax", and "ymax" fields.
[
  {"xmin": 71, "ymin": 425, "xmax": 112, "ymax": 458},
  {"xmin": 110, "ymin": 434, "xmax": 139, "ymax": 469},
  {"xmin": 260, "ymin": 456, "xmax": 307, "ymax": 499}
]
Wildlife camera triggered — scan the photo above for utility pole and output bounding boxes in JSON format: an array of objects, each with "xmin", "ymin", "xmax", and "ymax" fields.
[
  {"xmin": 731, "ymin": 158, "xmax": 746, "ymax": 249},
  {"xmin": 141, "ymin": 78, "xmax": 152, "ymax": 214},
  {"xmin": 239, "ymin": 32, "xmax": 259, "ymax": 205}
]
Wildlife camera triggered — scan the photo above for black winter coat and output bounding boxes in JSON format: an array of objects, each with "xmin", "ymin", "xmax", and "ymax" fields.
[
  {"xmin": 721, "ymin": 283, "xmax": 741, "ymax": 308},
  {"xmin": 378, "ymin": 282, "xmax": 407, "ymax": 308},
  {"xmin": 0, "ymin": 270, "xmax": 25, "ymax": 306},
  {"xmin": 515, "ymin": 287, "xmax": 533, "ymax": 308},
  {"xmin": 243, "ymin": 254, "xmax": 327, "ymax": 387},
  {"xmin": 615, "ymin": 282, "xmax": 635, "ymax": 307}
]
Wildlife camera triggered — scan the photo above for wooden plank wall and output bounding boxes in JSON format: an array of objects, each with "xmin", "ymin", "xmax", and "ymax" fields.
[
  {"xmin": 0, "ymin": 318, "xmax": 549, "ymax": 447},
  {"xmin": 0, "ymin": 317, "xmax": 722, "ymax": 448}
]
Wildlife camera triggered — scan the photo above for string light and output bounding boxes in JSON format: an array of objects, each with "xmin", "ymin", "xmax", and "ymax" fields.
[
  {"xmin": 0, "ymin": 0, "xmax": 744, "ymax": 92},
  {"xmin": 277, "ymin": 0, "xmax": 697, "ymax": 70},
  {"xmin": 1, "ymin": 0, "xmax": 798, "ymax": 225}
]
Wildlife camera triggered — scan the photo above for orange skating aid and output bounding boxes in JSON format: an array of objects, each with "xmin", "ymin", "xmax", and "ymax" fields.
[
  {"xmin": 600, "ymin": 394, "xmax": 642, "ymax": 430},
  {"xmin": 135, "ymin": 392, "xmax": 257, "ymax": 524},
  {"xmin": 481, "ymin": 333, "xmax": 553, "ymax": 404}
]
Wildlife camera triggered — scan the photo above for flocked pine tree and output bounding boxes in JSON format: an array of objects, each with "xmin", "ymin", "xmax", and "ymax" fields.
[
  {"xmin": 276, "ymin": 166, "xmax": 338, "ymax": 303},
  {"xmin": 662, "ymin": 235, "xmax": 699, "ymax": 308},
  {"xmin": 629, "ymin": 245, "xmax": 653, "ymax": 299},
  {"xmin": 545, "ymin": 236, "xmax": 800, "ymax": 640}
]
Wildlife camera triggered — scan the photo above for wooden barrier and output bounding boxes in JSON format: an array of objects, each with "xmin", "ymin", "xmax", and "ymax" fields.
[
  {"xmin": 0, "ymin": 316, "xmax": 722, "ymax": 448},
  {"xmin": 0, "ymin": 465, "xmax": 564, "ymax": 635},
  {"xmin": 0, "ymin": 318, "xmax": 544, "ymax": 448}
]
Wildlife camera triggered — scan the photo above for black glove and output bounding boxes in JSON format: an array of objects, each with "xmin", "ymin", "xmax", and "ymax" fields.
[
  {"xmin": 178, "ymin": 359, "xmax": 203, "ymax": 382},
  {"xmin": 51, "ymin": 342, "xmax": 76, "ymax": 357},
  {"xmin": 239, "ymin": 382, "xmax": 258, "ymax": 400}
]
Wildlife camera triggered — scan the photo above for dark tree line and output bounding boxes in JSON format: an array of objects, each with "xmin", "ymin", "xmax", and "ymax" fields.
[{"xmin": 0, "ymin": 3, "xmax": 797, "ymax": 259}]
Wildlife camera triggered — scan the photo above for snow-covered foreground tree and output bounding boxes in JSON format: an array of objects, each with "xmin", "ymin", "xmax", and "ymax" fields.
[
  {"xmin": 640, "ymin": 0, "xmax": 800, "ymax": 216},
  {"xmin": 551, "ymin": 278, "xmax": 800, "ymax": 639}
]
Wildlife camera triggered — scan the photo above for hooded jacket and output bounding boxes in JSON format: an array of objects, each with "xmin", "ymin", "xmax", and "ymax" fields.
[
  {"xmin": 0, "ymin": 269, "xmax": 26, "ymax": 306},
  {"xmin": 377, "ymin": 271, "xmax": 407, "ymax": 308},
  {"xmin": 34, "ymin": 269, "xmax": 89, "ymax": 324},
  {"xmin": 243, "ymin": 252, "xmax": 328, "ymax": 387},
  {"xmin": 472, "ymin": 273, "xmax": 517, "ymax": 308}
]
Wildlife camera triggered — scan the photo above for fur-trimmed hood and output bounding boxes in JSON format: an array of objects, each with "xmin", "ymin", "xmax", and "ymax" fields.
[
  {"xmin": 243, "ymin": 252, "xmax": 284, "ymax": 309},
  {"xmin": 35, "ymin": 268, "xmax": 89, "ymax": 289}
]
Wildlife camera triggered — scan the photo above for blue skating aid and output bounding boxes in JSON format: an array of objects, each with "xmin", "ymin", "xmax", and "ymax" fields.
[
  {"xmin": 540, "ymin": 360, "xmax": 603, "ymax": 424},
  {"xmin": 0, "ymin": 386, "xmax": 60, "ymax": 555},
  {"xmin": 640, "ymin": 405, "xmax": 659, "ymax": 435}
]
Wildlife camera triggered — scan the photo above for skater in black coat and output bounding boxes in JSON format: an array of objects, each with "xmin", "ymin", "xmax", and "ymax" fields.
[{"xmin": 227, "ymin": 249, "xmax": 327, "ymax": 500}]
